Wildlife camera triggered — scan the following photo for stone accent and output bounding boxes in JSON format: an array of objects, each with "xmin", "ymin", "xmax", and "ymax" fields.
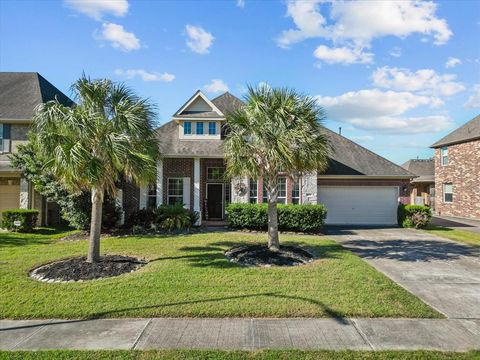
[
  {"xmin": 434, "ymin": 139, "xmax": 480, "ymax": 220},
  {"xmin": 231, "ymin": 177, "xmax": 249, "ymax": 203},
  {"xmin": 302, "ymin": 172, "xmax": 318, "ymax": 204},
  {"xmin": 19, "ymin": 178, "xmax": 29, "ymax": 208}
]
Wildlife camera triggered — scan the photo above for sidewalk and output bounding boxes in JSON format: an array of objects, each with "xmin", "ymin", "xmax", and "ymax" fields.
[{"xmin": 1, "ymin": 317, "xmax": 479, "ymax": 351}]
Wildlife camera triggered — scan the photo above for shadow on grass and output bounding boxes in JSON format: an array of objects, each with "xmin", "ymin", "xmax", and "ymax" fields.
[{"xmin": 0, "ymin": 227, "xmax": 75, "ymax": 248}]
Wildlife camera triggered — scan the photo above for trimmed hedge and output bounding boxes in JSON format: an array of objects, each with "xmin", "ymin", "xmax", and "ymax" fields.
[
  {"xmin": 226, "ymin": 203, "xmax": 327, "ymax": 232},
  {"xmin": 126, "ymin": 205, "xmax": 199, "ymax": 233},
  {"xmin": 397, "ymin": 204, "xmax": 432, "ymax": 229},
  {"xmin": 1, "ymin": 209, "xmax": 39, "ymax": 232}
]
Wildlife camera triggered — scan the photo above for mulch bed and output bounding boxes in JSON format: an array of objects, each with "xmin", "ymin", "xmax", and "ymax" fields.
[
  {"xmin": 31, "ymin": 255, "xmax": 147, "ymax": 282},
  {"xmin": 225, "ymin": 244, "xmax": 314, "ymax": 267}
]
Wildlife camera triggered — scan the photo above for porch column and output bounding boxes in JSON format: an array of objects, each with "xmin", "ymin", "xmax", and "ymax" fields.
[
  {"xmin": 156, "ymin": 160, "xmax": 163, "ymax": 206},
  {"xmin": 19, "ymin": 178, "xmax": 29, "ymax": 209},
  {"xmin": 301, "ymin": 172, "xmax": 317, "ymax": 204},
  {"xmin": 193, "ymin": 158, "xmax": 201, "ymax": 224}
]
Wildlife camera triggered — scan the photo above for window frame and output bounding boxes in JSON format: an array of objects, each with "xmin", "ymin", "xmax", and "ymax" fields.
[
  {"xmin": 291, "ymin": 179, "xmax": 300, "ymax": 204},
  {"xmin": 249, "ymin": 178, "xmax": 258, "ymax": 204},
  {"xmin": 206, "ymin": 167, "xmax": 225, "ymax": 181},
  {"xmin": 443, "ymin": 183, "xmax": 453, "ymax": 203},
  {"xmin": 208, "ymin": 121, "xmax": 216, "ymax": 135},
  {"xmin": 263, "ymin": 177, "xmax": 286, "ymax": 204},
  {"xmin": 147, "ymin": 181, "xmax": 157, "ymax": 209},
  {"xmin": 183, "ymin": 121, "xmax": 192, "ymax": 135},
  {"xmin": 441, "ymin": 146, "xmax": 448, "ymax": 166},
  {"xmin": 196, "ymin": 122, "xmax": 204, "ymax": 135},
  {"xmin": 0, "ymin": 124, "xmax": 3, "ymax": 152},
  {"xmin": 167, "ymin": 178, "xmax": 184, "ymax": 206}
]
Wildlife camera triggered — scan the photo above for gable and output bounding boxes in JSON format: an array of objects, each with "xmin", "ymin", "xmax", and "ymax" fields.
[{"xmin": 173, "ymin": 90, "xmax": 224, "ymax": 119}]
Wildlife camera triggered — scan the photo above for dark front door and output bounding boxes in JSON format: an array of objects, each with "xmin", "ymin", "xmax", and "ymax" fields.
[{"xmin": 207, "ymin": 184, "xmax": 223, "ymax": 219}]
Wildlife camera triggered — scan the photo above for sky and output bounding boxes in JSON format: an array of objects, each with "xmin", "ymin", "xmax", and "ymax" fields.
[{"xmin": 1, "ymin": 0, "xmax": 479, "ymax": 165}]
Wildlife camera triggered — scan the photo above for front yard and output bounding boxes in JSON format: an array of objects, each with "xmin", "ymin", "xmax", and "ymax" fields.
[
  {"xmin": 424, "ymin": 225, "xmax": 480, "ymax": 247},
  {"xmin": 0, "ymin": 229, "xmax": 440, "ymax": 319}
]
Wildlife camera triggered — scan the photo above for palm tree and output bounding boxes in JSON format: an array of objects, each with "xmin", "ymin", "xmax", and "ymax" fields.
[
  {"xmin": 224, "ymin": 85, "xmax": 329, "ymax": 250},
  {"xmin": 33, "ymin": 75, "xmax": 160, "ymax": 263}
]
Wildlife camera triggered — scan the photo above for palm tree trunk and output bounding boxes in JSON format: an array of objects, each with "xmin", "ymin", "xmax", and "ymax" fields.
[
  {"xmin": 267, "ymin": 200, "xmax": 280, "ymax": 251},
  {"xmin": 87, "ymin": 186, "xmax": 104, "ymax": 263}
]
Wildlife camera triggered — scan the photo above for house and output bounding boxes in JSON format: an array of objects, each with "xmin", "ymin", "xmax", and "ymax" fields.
[
  {"xmin": 128, "ymin": 90, "xmax": 415, "ymax": 226},
  {"xmin": 430, "ymin": 115, "xmax": 480, "ymax": 221},
  {"xmin": 401, "ymin": 159, "xmax": 435, "ymax": 208},
  {"xmin": 0, "ymin": 72, "xmax": 73, "ymax": 224}
]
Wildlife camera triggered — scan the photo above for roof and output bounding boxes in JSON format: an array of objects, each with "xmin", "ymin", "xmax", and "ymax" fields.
[
  {"xmin": 401, "ymin": 158, "xmax": 434, "ymax": 183},
  {"xmin": 211, "ymin": 92, "xmax": 244, "ymax": 115},
  {"xmin": 172, "ymin": 90, "xmax": 224, "ymax": 119},
  {"xmin": 431, "ymin": 115, "xmax": 480, "ymax": 148},
  {"xmin": 0, "ymin": 72, "xmax": 74, "ymax": 120}
]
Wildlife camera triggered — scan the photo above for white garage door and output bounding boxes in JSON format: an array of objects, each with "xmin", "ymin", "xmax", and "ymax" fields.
[
  {"xmin": 0, "ymin": 184, "xmax": 20, "ymax": 218},
  {"xmin": 318, "ymin": 186, "xmax": 398, "ymax": 225}
]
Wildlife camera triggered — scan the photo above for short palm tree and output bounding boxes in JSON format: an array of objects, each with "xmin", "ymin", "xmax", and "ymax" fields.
[
  {"xmin": 33, "ymin": 75, "xmax": 160, "ymax": 262},
  {"xmin": 224, "ymin": 85, "xmax": 330, "ymax": 250}
]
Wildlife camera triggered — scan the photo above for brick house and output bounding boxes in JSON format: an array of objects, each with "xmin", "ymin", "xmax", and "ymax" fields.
[
  {"xmin": 431, "ymin": 115, "xmax": 480, "ymax": 221},
  {"xmin": 401, "ymin": 159, "xmax": 435, "ymax": 208},
  {"xmin": 132, "ymin": 90, "xmax": 415, "ymax": 226}
]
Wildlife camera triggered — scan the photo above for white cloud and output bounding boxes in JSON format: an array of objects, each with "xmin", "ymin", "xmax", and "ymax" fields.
[
  {"xmin": 64, "ymin": 0, "xmax": 128, "ymax": 20},
  {"xmin": 371, "ymin": 66, "xmax": 465, "ymax": 96},
  {"xmin": 204, "ymin": 79, "xmax": 229, "ymax": 93},
  {"xmin": 316, "ymin": 89, "xmax": 450, "ymax": 134},
  {"xmin": 464, "ymin": 84, "xmax": 480, "ymax": 108},
  {"xmin": 389, "ymin": 46, "xmax": 402, "ymax": 58},
  {"xmin": 185, "ymin": 25, "xmax": 214, "ymax": 54},
  {"xmin": 98, "ymin": 22, "xmax": 140, "ymax": 51},
  {"xmin": 236, "ymin": 0, "xmax": 245, "ymax": 8},
  {"xmin": 114, "ymin": 69, "xmax": 175, "ymax": 82},
  {"xmin": 314, "ymin": 45, "xmax": 373, "ymax": 64},
  {"xmin": 445, "ymin": 57, "xmax": 462, "ymax": 68}
]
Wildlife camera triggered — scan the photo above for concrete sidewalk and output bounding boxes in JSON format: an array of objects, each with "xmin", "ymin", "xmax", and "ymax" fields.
[{"xmin": 1, "ymin": 317, "xmax": 479, "ymax": 351}]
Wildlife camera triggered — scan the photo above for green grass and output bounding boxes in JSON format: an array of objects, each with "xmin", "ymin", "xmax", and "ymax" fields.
[
  {"xmin": 1, "ymin": 350, "xmax": 479, "ymax": 360},
  {"xmin": 0, "ymin": 229, "xmax": 440, "ymax": 319},
  {"xmin": 424, "ymin": 225, "xmax": 480, "ymax": 247}
]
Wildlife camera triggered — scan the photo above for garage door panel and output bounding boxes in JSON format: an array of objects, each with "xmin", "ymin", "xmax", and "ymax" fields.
[
  {"xmin": 0, "ymin": 184, "xmax": 21, "ymax": 217},
  {"xmin": 318, "ymin": 186, "xmax": 398, "ymax": 225}
]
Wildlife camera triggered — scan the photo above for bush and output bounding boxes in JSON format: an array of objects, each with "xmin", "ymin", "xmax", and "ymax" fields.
[
  {"xmin": 226, "ymin": 203, "xmax": 327, "ymax": 232},
  {"xmin": 125, "ymin": 205, "xmax": 199, "ymax": 232},
  {"xmin": 397, "ymin": 204, "xmax": 432, "ymax": 229},
  {"xmin": 1, "ymin": 209, "xmax": 39, "ymax": 232}
]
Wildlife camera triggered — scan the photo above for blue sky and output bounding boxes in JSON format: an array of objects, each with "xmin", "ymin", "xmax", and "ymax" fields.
[{"xmin": 1, "ymin": 0, "xmax": 479, "ymax": 165}]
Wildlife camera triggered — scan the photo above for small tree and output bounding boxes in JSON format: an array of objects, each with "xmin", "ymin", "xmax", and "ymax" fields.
[
  {"xmin": 224, "ymin": 85, "xmax": 329, "ymax": 250},
  {"xmin": 33, "ymin": 75, "xmax": 160, "ymax": 262}
]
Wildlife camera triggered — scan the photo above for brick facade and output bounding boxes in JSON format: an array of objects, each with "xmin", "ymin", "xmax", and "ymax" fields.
[
  {"xmin": 434, "ymin": 139, "xmax": 480, "ymax": 220},
  {"xmin": 162, "ymin": 158, "xmax": 194, "ymax": 210}
]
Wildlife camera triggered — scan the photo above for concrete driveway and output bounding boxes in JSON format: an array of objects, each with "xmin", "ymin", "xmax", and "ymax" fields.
[
  {"xmin": 432, "ymin": 216, "xmax": 480, "ymax": 234},
  {"xmin": 326, "ymin": 227, "xmax": 480, "ymax": 319}
]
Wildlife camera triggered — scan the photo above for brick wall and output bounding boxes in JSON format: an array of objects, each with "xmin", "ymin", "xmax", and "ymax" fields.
[
  {"xmin": 163, "ymin": 158, "xmax": 194, "ymax": 210},
  {"xmin": 434, "ymin": 139, "xmax": 480, "ymax": 220}
]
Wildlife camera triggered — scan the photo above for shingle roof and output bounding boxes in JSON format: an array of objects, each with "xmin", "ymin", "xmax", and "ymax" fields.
[
  {"xmin": 211, "ymin": 92, "xmax": 244, "ymax": 115},
  {"xmin": 431, "ymin": 115, "xmax": 480, "ymax": 148},
  {"xmin": 0, "ymin": 72, "xmax": 73, "ymax": 120},
  {"xmin": 401, "ymin": 159, "xmax": 434, "ymax": 183}
]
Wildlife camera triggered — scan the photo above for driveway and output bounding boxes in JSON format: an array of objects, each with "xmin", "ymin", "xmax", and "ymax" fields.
[
  {"xmin": 326, "ymin": 227, "xmax": 480, "ymax": 319},
  {"xmin": 432, "ymin": 216, "xmax": 480, "ymax": 234}
]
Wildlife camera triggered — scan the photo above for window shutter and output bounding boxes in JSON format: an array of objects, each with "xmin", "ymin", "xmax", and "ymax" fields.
[{"xmin": 182, "ymin": 177, "xmax": 191, "ymax": 209}]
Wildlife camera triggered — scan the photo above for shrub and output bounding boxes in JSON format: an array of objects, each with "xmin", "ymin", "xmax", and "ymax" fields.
[
  {"xmin": 1, "ymin": 209, "xmax": 39, "ymax": 232},
  {"xmin": 126, "ymin": 205, "xmax": 199, "ymax": 232},
  {"xmin": 397, "ymin": 204, "xmax": 432, "ymax": 229},
  {"xmin": 226, "ymin": 203, "xmax": 327, "ymax": 232}
]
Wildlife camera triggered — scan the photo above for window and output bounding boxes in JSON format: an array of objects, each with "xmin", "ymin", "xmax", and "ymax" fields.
[
  {"xmin": 147, "ymin": 182, "xmax": 157, "ymax": 209},
  {"xmin": 441, "ymin": 146, "xmax": 448, "ymax": 166},
  {"xmin": 183, "ymin": 122, "xmax": 192, "ymax": 135},
  {"xmin": 167, "ymin": 178, "xmax": 183, "ymax": 206},
  {"xmin": 196, "ymin": 122, "xmax": 204, "ymax": 135},
  {"xmin": 208, "ymin": 121, "xmax": 216, "ymax": 135},
  {"xmin": 249, "ymin": 179, "xmax": 258, "ymax": 203},
  {"xmin": 443, "ymin": 183, "xmax": 453, "ymax": 203},
  {"xmin": 292, "ymin": 180, "xmax": 300, "ymax": 204},
  {"xmin": 0, "ymin": 124, "xmax": 3, "ymax": 152},
  {"xmin": 207, "ymin": 167, "xmax": 224, "ymax": 180},
  {"xmin": 263, "ymin": 177, "xmax": 286, "ymax": 204}
]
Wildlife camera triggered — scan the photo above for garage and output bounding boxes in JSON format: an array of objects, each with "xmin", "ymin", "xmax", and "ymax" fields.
[
  {"xmin": 318, "ymin": 186, "xmax": 399, "ymax": 225},
  {"xmin": 0, "ymin": 182, "xmax": 20, "ymax": 218}
]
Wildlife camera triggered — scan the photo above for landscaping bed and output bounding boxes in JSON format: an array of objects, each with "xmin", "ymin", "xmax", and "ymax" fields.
[{"xmin": 225, "ymin": 244, "xmax": 313, "ymax": 267}]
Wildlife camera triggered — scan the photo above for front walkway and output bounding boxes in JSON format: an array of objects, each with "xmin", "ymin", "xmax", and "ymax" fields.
[
  {"xmin": 1, "ymin": 317, "xmax": 479, "ymax": 351},
  {"xmin": 432, "ymin": 216, "xmax": 480, "ymax": 234},
  {"xmin": 327, "ymin": 227, "xmax": 480, "ymax": 319}
]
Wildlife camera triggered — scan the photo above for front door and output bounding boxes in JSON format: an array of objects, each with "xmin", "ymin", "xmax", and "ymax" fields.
[{"xmin": 207, "ymin": 183, "xmax": 223, "ymax": 219}]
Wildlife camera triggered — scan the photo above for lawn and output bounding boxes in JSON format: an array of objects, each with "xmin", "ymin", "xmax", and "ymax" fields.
[
  {"xmin": 1, "ymin": 350, "xmax": 479, "ymax": 360},
  {"xmin": 0, "ymin": 229, "xmax": 440, "ymax": 319},
  {"xmin": 424, "ymin": 225, "xmax": 480, "ymax": 247}
]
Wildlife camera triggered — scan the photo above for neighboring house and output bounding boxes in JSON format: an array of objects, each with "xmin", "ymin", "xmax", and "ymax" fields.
[
  {"xmin": 132, "ymin": 90, "xmax": 414, "ymax": 226},
  {"xmin": 401, "ymin": 159, "xmax": 435, "ymax": 208},
  {"xmin": 430, "ymin": 115, "xmax": 480, "ymax": 221},
  {"xmin": 0, "ymin": 72, "xmax": 73, "ymax": 224}
]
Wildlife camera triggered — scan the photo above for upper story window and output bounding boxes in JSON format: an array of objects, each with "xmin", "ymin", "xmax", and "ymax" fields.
[
  {"xmin": 249, "ymin": 179, "xmax": 258, "ymax": 204},
  {"xmin": 292, "ymin": 180, "xmax": 300, "ymax": 204},
  {"xmin": 183, "ymin": 122, "xmax": 192, "ymax": 135},
  {"xmin": 208, "ymin": 122, "xmax": 216, "ymax": 135},
  {"xmin": 441, "ymin": 146, "xmax": 448, "ymax": 166},
  {"xmin": 443, "ymin": 183, "xmax": 453, "ymax": 203},
  {"xmin": 196, "ymin": 122, "xmax": 204, "ymax": 135}
]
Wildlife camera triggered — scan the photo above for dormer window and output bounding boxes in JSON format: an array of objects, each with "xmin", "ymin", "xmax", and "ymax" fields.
[
  {"xmin": 208, "ymin": 122, "xmax": 216, "ymax": 135},
  {"xmin": 196, "ymin": 122, "xmax": 204, "ymax": 135},
  {"xmin": 184, "ymin": 122, "xmax": 192, "ymax": 135}
]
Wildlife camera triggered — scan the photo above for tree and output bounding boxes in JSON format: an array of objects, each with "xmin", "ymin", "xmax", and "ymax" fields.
[
  {"xmin": 224, "ymin": 85, "xmax": 329, "ymax": 250},
  {"xmin": 33, "ymin": 75, "xmax": 160, "ymax": 262}
]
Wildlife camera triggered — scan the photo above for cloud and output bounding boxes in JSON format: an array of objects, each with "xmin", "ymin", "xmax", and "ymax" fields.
[
  {"xmin": 204, "ymin": 79, "xmax": 229, "ymax": 93},
  {"xmin": 464, "ymin": 84, "xmax": 480, "ymax": 108},
  {"xmin": 314, "ymin": 45, "xmax": 373, "ymax": 64},
  {"xmin": 98, "ymin": 22, "xmax": 140, "ymax": 51},
  {"xmin": 445, "ymin": 57, "xmax": 462, "ymax": 68},
  {"xmin": 64, "ymin": 0, "xmax": 128, "ymax": 20},
  {"xmin": 185, "ymin": 25, "xmax": 214, "ymax": 54},
  {"xmin": 316, "ymin": 89, "xmax": 451, "ymax": 134},
  {"xmin": 389, "ymin": 46, "xmax": 402, "ymax": 58},
  {"xmin": 371, "ymin": 66, "xmax": 465, "ymax": 96},
  {"xmin": 236, "ymin": 0, "xmax": 245, "ymax": 8},
  {"xmin": 114, "ymin": 69, "xmax": 174, "ymax": 82}
]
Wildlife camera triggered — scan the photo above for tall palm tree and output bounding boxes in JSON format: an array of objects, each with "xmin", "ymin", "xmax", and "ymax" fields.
[
  {"xmin": 224, "ymin": 85, "xmax": 329, "ymax": 250},
  {"xmin": 33, "ymin": 75, "xmax": 160, "ymax": 263}
]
